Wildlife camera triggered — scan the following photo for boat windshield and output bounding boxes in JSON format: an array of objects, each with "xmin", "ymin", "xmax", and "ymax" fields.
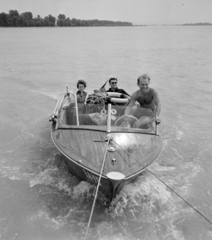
[{"xmin": 57, "ymin": 92, "xmax": 157, "ymax": 133}]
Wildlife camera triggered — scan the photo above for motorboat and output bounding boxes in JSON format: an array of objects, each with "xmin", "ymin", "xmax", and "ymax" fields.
[{"xmin": 49, "ymin": 88, "xmax": 162, "ymax": 200}]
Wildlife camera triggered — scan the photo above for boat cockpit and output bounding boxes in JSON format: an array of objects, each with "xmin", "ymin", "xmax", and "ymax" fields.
[{"xmin": 50, "ymin": 91, "xmax": 159, "ymax": 135}]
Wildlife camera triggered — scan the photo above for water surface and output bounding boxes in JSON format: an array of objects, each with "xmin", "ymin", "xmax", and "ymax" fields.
[{"xmin": 0, "ymin": 26, "xmax": 212, "ymax": 240}]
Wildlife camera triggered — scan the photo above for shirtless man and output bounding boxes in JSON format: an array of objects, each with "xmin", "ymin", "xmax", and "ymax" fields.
[{"xmin": 124, "ymin": 74, "xmax": 161, "ymax": 128}]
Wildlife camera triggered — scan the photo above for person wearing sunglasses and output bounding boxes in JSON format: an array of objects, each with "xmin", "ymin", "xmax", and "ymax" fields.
[{"xmin": 106, "ymin": 77, "xmax": 130, "ymax": 96}]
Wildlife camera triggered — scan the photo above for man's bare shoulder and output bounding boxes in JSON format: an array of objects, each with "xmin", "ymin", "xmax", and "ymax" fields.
[{"xmin": 151, "ymin": 88, "xmax": 159, "ymax": 96}]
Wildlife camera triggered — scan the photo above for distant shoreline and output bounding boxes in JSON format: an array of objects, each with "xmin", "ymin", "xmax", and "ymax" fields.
[
  {"xmin": 0, "ymin": 9, "xmax": 212, "ymax": 27},
  {"xmin": 1, "ymin": 24, "xmax": 212, "ymax": 28},
  {"xmin": 134, "ymin": 23, "xmax": 212, "ymax": 27},
  {"xmin": 0, "ymin": 10, "xmax": 133, "ymax": 27},
  {"xmin": 179, "ymin": 23, "xmax": 212, "ymax": 26},
  {"xmin": 1, "ymin": 24, "xmax": 212, "ymax": 27}
]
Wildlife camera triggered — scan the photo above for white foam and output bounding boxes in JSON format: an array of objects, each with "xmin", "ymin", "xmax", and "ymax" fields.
[
  {"xmin": 72, "ymin": 181, "xmax": 94, "ymax": 199},
  {"xmin": 30, "ymin": 89, "xmax": 63, "ymax": 100},
  {"xmin": 29, "ymin": 166, "xmax": 72, "ymax": 193},
  {"xmin": 176, "ymin": 129, "xmax": 184, "ymax": 140},
  {"xmin": 29, "ymin": 210, "xmax": 64, "ymax": 229},
  {"xmin": 29, "ymin": 168, "xmax": 55, "ymax": 187},
  {"xmin": 0, "ymin": 164, "xmax": 21, "ymax": 180}
]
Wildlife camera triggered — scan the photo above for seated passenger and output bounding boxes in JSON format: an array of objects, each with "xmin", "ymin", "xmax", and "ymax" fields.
[
  {"xmin": 105, "ymin": 77, "xmax": 130, "ymax": 106},
  {"xmin": 76, "ymin": 79, "xmax": 87, "ymax": 103},
  {"xmin": 106, "ymin": 77, "xmax": 130, "ymax": 96}
]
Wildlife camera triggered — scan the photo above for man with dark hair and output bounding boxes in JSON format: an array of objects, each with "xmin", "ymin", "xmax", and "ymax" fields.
[{"xmin": 106, "ymin": 77, "xmax": 130, "ymax": 96}]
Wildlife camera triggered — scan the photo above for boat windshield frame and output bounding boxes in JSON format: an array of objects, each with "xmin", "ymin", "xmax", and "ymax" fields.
[{"xmin": 54, "ymin": 92, "xmax": 159, "ymax": 135}]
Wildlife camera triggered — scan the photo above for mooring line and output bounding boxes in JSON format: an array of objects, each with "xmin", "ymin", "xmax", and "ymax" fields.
[
  {"xmin": 84, "ymin": 138, "xmax": 110, "ymax": 240},
  {"xmin": 112, "ymin": 140, "xmax": 212, "ymax": 226}
]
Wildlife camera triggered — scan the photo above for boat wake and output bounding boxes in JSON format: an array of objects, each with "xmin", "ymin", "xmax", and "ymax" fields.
[
  {"xmin": 26, "ymin": 114, "xmax": 210, "ymax": 240},
  {"xmin": 30, "ymin": 89, "xmax": 64, "ymax": 101},
  {"xmin": 106, "ymin": 173, "xmax": 188, "ymax": 240}
]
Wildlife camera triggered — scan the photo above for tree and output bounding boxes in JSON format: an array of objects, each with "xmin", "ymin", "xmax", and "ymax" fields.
[
  {"xmin": 44, "ymin": 16, "xmax": 50, "ymax": 26},
  {"xmin": 1, "ymin": 10, "xmax": 133, "ymax": 27},
  {"xmin": 48, "ymin": 14, "xmax": 56, "ymax": 25},
  {"xmin": 0, "ymin": 12, "xmax": 8, "ymax": 26},
  {"xmin": 21, "ymin": 12, "xmax": 33, "ymax": 21},
  {"xmin": 17, "ymin": 15, "xmax": 25, "ymax": 27},
  {"xmin": 8, "ymin": 10, "xmax": 19, "ymax": 26},
  {"xmin": 9, "ymin": 10, "xmax": 19, "ymax": 17},
  {"xmin": 58, "ymin": 14, "xmax": 66, "ymax": 20}
]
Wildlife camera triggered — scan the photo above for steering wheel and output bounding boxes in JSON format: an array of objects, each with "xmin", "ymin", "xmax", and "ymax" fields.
[{"xmin": 115, "ymin": 115, "xmax": 139, "ymax": 127}]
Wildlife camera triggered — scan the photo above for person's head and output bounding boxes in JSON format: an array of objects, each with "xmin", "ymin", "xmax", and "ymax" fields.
[
  {"xmin": 109, "ymin": 77, "xmax": 118, "ymax": 90},
  {"xmin": 137, "ymin": 74, "xmax": 150, "ymax": 92},
  {"xmin": 77, "ymin": 79, "xmax": 87, "ymax": 91}
]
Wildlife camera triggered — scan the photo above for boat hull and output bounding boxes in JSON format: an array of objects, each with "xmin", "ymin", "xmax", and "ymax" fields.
[
  {"xmin": 51, "ymin": 126, "xmax": 162, "ymax": 200},
  {"xmin": 59, "ymin": 149, "xmax": 144, "ymax": 200}
]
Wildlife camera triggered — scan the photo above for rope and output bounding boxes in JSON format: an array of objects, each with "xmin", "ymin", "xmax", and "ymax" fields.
[
  {"xmin": 112, "ymin": 139, "xmax": 212, "ymax": 226},
  {"xmin": 84, "ymin": 137, "xmax": 111, "ymax": 240}
]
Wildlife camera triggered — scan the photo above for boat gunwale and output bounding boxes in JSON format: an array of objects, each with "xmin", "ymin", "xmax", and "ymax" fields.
[{"xmin": 56, "ymin": 124, "xmax": 158, "ymax": 136}]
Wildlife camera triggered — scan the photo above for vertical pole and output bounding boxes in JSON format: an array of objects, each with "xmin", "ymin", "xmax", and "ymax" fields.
[
  {"xmin": 155, "ymin": 118, "xmax": 158, "ymax": 135},
  {"xmin": 74, "ymin": 93, "xmax": 79, "ymax": 126},
  {"xmin": 107, "ymin": 104, "xmax": 112, "ymax": 133},
  {"xmin": 66, "ymin": 85, "xmax": 69, "ymax": 95}
]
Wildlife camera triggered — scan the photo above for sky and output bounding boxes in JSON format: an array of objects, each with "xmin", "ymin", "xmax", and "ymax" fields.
[{"xmin": 1, "ymin": 0, "xmax": 212, "ymax": 25}]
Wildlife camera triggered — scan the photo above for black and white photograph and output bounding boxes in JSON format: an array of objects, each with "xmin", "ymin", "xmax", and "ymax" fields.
[{"xmin": 0, "ymin": 0, "xmax": 212, "ymax": 239}]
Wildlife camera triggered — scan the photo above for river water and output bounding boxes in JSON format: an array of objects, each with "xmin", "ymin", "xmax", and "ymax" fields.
[{"xmin": 0, "ymin": 26, "xmax": 212, "ymax": 240}]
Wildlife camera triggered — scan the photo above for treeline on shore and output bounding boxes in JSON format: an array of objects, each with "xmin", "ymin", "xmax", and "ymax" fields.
[{"xmin": 0, "ymin": 10, "xmax": 133, "ymax": 27}]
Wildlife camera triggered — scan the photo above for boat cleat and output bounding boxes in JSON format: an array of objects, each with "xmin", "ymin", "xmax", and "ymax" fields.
[
  {"xmin": 104, "ymin": 134, "xmax": 113, "ymax": 142},
  {"xmin": 49, "ymin": 114, "xmax": 57, "ymax": 122},
  {"xmin": 111, "ymin": 158, "xmax": 117, "ymax": 165}
]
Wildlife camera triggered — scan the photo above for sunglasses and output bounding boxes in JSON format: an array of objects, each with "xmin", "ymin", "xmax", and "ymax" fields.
[{"xmin": 111, "ymin": 82, "xmax": 117, "ymax": 85}]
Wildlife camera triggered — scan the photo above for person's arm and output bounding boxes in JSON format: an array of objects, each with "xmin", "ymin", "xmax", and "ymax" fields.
[
  {"xmin": 153, "ymin": 89, "xmax": 161, "ymax": 119},
  {"xmin": 106, "ymin": 88, "xmax": 111, "ymax": 92},
  {"xmin": 124, "ymin": 92, "xmax": 136, "ymax": 115}
]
